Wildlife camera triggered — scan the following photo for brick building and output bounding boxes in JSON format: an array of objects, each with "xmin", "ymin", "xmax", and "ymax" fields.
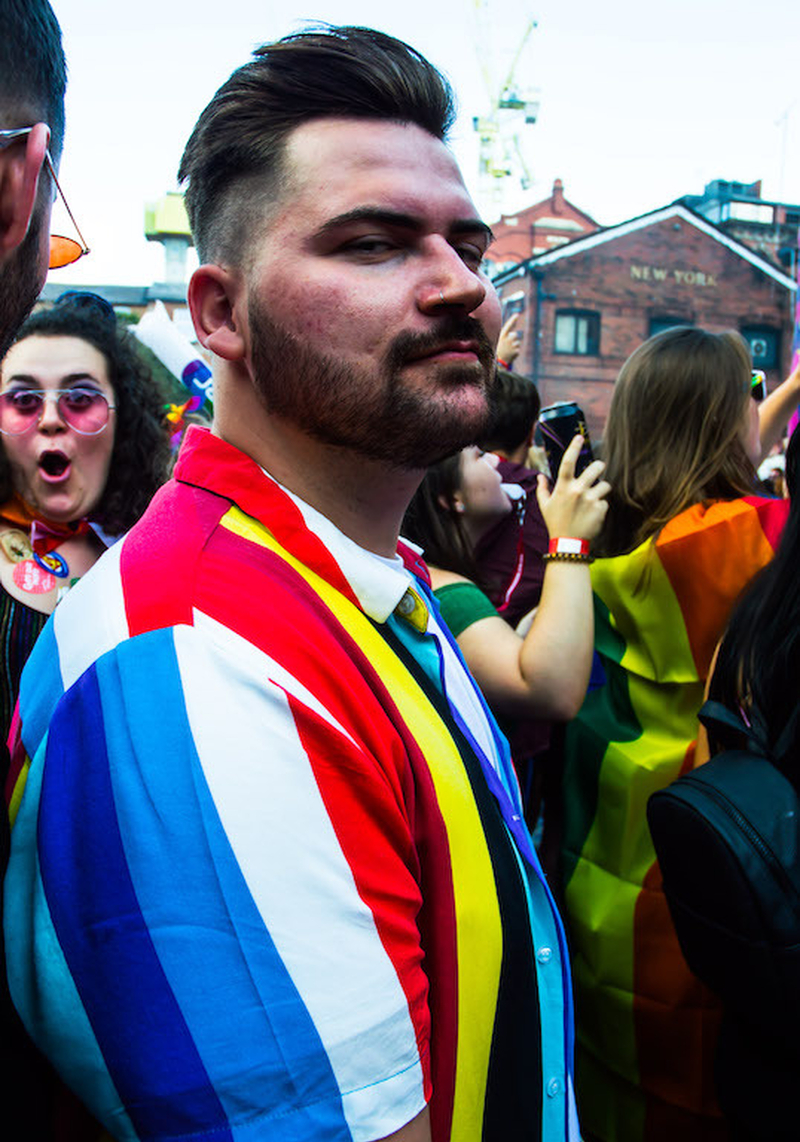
[
  {"xmin": 493, "ymin": 203, "xmax": 797, "ymax": 437},
  {"xmin": 680, "ymin": 179, "xmax": 800, "ymax": 272},
  {"xmin": 484, "ymin": 178, "xmax": 598, "ymax": 276}
]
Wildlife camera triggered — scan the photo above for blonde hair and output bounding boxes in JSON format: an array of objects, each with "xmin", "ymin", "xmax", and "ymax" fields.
[{"xmin": 598, "ymin": 326, "xmax": 755, "ymax": 557}]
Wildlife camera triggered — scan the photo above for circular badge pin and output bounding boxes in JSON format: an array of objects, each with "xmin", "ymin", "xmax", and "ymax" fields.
[
  {"xmin": 13, "ymin": 559, "xmax": 56, "ymax": 594},
  {"xmin": 33, "ymin": 550, "xmax": 70, "ymax": 579}
]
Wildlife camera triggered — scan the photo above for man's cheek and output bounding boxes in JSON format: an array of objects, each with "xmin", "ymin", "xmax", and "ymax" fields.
[{"xmin": 478, "ymin": 289, "xmax": 502, "ymax": 348}]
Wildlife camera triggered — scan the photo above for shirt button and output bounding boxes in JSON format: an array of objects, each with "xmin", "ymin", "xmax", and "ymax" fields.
[
  {"xmin": 546, "ymin": 1078, "xmax": 561, "ymax": 1098},
  {"xmin": 397, "ymin": 592, "xmax": 415, "ymax": 616},
  {"xmin": 537, "ymin": 946, "xmax": 553, "ymax": 964}
]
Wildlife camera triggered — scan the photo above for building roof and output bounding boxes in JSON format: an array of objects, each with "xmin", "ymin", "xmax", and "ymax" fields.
[
  {"xmin": 490, "ymin": 182, "xmax": 598, "ymax": 231},
  {"xmin": 492, "ymin": 203, "xmax": 797, "ymax": 291}
]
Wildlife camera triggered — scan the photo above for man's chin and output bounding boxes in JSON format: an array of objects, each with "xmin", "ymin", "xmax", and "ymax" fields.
[{"xmin": 381, "ymin": 394, "xmax": 493, "ymax": 470}]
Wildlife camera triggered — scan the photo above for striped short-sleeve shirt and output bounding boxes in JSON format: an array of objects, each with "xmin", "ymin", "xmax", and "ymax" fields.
[{"xmin": 6, "ymin": 427, "xmax": 577, "ymax": 1142}]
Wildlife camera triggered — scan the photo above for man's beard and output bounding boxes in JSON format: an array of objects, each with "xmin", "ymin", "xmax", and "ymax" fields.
[
  {"xmin": 0, "ymin": 211, "xmax": 45, "ymax": 359},
  {"xmin": 248, "ymin": 303, "xmax": 497, "ymax": 470}
]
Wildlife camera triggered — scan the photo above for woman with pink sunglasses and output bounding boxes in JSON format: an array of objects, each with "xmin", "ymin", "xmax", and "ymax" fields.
[{"xmin": 0, "ymin": 292, "xmax": 170, "ymax": 740}]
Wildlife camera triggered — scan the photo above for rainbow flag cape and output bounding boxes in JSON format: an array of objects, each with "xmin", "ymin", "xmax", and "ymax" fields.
[{"xmin": 561, "ymin": 495, "xmax": 788, "ymax": 1142}]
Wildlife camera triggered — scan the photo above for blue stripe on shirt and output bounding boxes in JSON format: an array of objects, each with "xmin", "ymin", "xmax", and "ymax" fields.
[
  {"xmin": 37, "ymin": 652, "xmax": 234, "ymax": 1142},
  {"xmin": 103, "ymin": 629, "xmax": 351, "ymax": 1139}
]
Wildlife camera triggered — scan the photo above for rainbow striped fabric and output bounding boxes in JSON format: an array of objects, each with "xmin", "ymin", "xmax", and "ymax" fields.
[
  {"xmin": 6, "ymin": 427, "xmax": 577, "ymax": 1142},
  {"xmin": 561, "ymin": 495, "xmax": 789, "ymax": 1142}
]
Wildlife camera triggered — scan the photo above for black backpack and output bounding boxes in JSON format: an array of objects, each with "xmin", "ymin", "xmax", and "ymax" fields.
[{"xmin": 647, "ymin": 700, "xmax": 800, "ymax": 1138}]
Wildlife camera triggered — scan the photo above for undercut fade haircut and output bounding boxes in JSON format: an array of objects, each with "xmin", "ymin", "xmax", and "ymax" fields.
[
  {"xmin": 178, "ymin": 24, "xmax": 457, "ymax": 265},
  {"xmin": 0, "ymin": 0, "xmax": 66, "ymax": 161}
]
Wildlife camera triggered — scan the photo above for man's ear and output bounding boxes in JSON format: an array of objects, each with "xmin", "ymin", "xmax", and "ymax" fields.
[
  {"xmin": 0, "ymin": 123, "xmax": 49, "ymax": 260},
  {"xmin": 188, "ymin": 264, "xmax": 246, "ymax": 361}
]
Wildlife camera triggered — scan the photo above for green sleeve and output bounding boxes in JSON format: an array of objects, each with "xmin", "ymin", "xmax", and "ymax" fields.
[{"xmin": 433, "ymin": 581, "xmax": 498, "ymax": 638}]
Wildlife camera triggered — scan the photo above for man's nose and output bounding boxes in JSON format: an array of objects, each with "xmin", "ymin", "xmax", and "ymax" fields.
[{"xmin": 417, "ymin": 241, "xmax": 487, "ymax": 314}]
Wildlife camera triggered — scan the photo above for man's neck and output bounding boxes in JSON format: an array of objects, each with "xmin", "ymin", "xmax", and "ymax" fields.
[
  {"xmin": 214, "ymin": 403, "xmax": 422, "ymax": 559},
  {"xmin": 493, "ymin": 444, "xmax": 527, "ymax": 467}
]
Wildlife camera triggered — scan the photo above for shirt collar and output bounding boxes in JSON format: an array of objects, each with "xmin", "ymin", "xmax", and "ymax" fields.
[
  {"xmin": 276, "ymin": 479, "xmax": 413, "ymax": 623},
  {"xmin": 174, "ymin": 426, "xmax": 429, "ymax": 626}
]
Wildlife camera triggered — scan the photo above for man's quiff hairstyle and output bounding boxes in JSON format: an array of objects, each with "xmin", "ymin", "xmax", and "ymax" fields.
[{"xmin": 178, "ymin": 25, "xmax": 457, "ymax": 265}]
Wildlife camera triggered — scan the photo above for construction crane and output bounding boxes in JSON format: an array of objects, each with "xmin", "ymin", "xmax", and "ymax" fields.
[{"xmin": 471, "ymin": 3, "xmax": 540, "ymax": 223}]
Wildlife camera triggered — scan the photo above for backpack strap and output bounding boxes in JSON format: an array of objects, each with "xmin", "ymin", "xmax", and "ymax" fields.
[
  {"xmin": 700, "ymin": 698, "xmax": 800, "ymax": 770},
  {"xmin": 699, "ymin": 700, "xmax": 765, "ymax": 753}
]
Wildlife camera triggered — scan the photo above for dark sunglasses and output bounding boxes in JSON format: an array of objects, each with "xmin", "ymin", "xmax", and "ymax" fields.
[
  {"xmin": 0, "ymin": 127, "xmax": 89, "ymax": 268},
  {"xmin": 750, "ymin": 370, "xmax": 767, "ymax": 403}
]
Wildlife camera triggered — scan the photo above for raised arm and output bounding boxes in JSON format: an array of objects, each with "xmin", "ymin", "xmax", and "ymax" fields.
[
  {"xmin": 758, "ymin": 361, "xmax": 800, "ymax": 456},
  {"xmin": 495, "ymin": 313, "xmax": 523, "ymax": 369},
  {"xmin": 452, "ymin": 436, "xmax": 609, "ymax": 720}
]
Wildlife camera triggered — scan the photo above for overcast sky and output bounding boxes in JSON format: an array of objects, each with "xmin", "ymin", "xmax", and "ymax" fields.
[{"xmin": 48, "ymin": 0, "xmax": 800, "ymax": 288}]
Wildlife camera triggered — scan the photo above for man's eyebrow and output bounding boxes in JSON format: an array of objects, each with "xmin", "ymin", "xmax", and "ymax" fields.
[
  {"xmin": 316, "ymin": 207, "xmax": 494, "ymax": 245},
  {"xmin": 450, "ymin": 218, "xmax": 495, "ymax": 246}
]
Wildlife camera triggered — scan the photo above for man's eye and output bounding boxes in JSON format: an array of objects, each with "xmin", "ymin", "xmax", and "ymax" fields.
[
  {"xmin": 457, "ymin": 245, "xmax": 485, "ymax": 270},
  {"xmin": 342, "ymin": 237, "xmax": 397, "ymax": 257}
]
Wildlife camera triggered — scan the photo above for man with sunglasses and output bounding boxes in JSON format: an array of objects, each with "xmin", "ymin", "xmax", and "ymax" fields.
[
  {"xmin": 0, "ymin": 6, "xmax": 75, "ymax": 1138},
  {"xmin": 0, "ymin": 0, "xmax": 67, "ymax": 358}
]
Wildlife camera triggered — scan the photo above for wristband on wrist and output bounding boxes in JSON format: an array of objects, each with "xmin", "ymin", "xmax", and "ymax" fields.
[
  {"xmin": 543, "ymin": 536, "xmax": 593, "ymax": 563},
  {"xmin": 496, "ymin": 357, "xmax": 510, "ymax": 369}
]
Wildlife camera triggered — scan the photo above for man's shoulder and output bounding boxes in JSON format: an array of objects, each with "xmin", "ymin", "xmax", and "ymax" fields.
[{"xmin": 18, "ymin": 477, "xmax": 229, "ymax": 721}]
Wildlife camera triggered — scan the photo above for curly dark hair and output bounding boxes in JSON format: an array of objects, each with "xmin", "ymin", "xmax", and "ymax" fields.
[{"xmin": 2, "ymin": 293, "xmax": 171, "ymax": 533}]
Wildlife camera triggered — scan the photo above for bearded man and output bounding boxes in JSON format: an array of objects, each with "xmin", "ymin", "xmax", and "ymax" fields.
[{"xmin": 6, "ymin": 26, "xmax": 578, "ymax": 1142}]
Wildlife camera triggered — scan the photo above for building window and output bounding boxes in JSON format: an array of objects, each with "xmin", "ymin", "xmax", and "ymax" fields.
[
  {"xmin": 722, "ymin": 201, "xmax": 775, "ymax": 225},
  {"xmin": 741, "ymin": 326, "xmax": 780, "ymax": 370},
  {"xmin": 501, "ymin": 290, "xmax": 526, "ymax": 319},
  {"xmin": 554, "ymin": 310, "xmax": 599, "ymax": 355},
  {"xmin": 649, "ymin": 316, "xmax": 692, "ymax": 338}
]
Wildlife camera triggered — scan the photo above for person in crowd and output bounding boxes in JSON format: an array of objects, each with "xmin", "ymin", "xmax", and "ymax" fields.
[
  {"xmin": 648, "ymin": 424, "xmax": 800, "ymax": 1142},
  {"xmin": 0, "ymin": 6, "xmax": 71, "ymax": 1136},
  {"xmin": 0, "ymin": 0, "xmax": 79, "ymax": 358},
  {"xmin": 475, "ymin": 367, "xmax": 549, "ymax": 624},
  {"xmin": 560, "ymin": 326, "xmax": 793, "ymax": 1142},
  {"xmin": 0, "ymin": 292, "xmax": 170, "ymax": 740},
  {"xmin": 471, "ymin": 368, "xmax": 562, "ymax": 851},
  {"xmin": 6, "ymin": 27, "xmax": 582, "ymax": 1142},
  {"xmin": 403, "ymin": 434, "xmax": 608, "ymax": 822}
]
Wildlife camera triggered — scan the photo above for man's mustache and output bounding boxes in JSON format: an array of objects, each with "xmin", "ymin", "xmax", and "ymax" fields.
[{"xmin": 387, "ymin": 316, "xmax": 496, "ymax": 371}]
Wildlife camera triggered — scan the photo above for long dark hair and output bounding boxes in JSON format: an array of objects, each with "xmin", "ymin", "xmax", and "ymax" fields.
[
  {"xmin": 598, "ymin": 326, "xmax": 756, "ymax": 557},
  {"xmin": 708, "ymin": 426, "xmax": 800, "ymax": 777},
  {"xmin": 403, "ymin": 451, "xmax": 483, "ymax": 583},
  {"xmin": 3, "ymin": 294, "xmax": 171, "ymax": 533}
]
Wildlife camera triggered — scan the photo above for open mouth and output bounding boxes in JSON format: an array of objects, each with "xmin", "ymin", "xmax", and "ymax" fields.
[{"xmin": 38, "ymin": 451, "xmax": 71, "ymax": 479}]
